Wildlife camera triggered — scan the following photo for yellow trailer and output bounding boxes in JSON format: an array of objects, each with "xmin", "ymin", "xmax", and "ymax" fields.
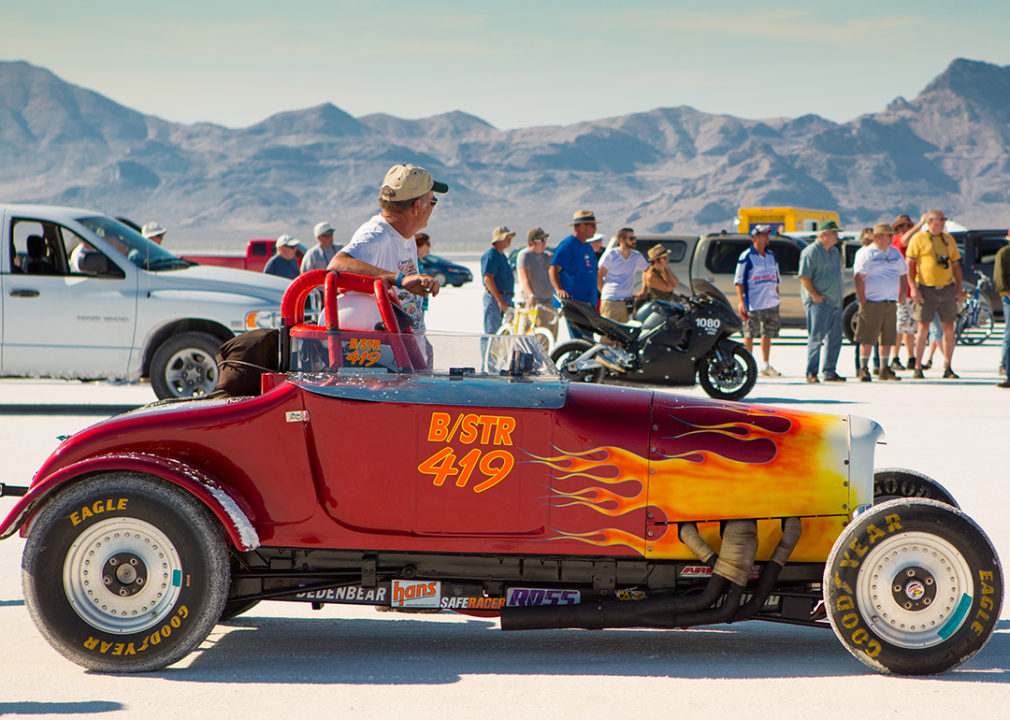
[{"xmin": 737, "ymin": 207, "xmax": 839, "ymax": 234}]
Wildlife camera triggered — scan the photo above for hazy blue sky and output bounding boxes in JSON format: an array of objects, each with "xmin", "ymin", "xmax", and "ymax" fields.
[{"xmin": 4, "ymin": 0, "xmax": 1010, "ymax": 130}]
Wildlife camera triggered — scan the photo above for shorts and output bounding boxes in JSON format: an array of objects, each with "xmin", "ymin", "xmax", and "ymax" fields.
[
  {"xmin": 600, "ymin": 299, "xmax": 633, "ymax": 324},
  {"xmin": 855, "ymin": 300, "xmax": 898, "ymax": 346},
  {"xmin": 743, "ymin": 306, "xmax": 781, "ymax": 339},
  {"xmin": 913, "ymin": 284, "xmax": 957, "ymax": 324},
  {"xmin": 896, "ymin": 298, "xmax": 917, "ymax": 335}
]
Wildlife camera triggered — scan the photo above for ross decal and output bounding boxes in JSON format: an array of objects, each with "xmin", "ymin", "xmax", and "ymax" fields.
[
  {"xmin": 506, "ymin": 588, "xmax": 580, "ymax": 607},
  {"xmin": 391, "ymin": 579, "xmax": 441, "ymax": 608},
  {"xmin": 294, "ymin": 585, "xmax": 389, "ymax": 605},
  {"xmin": 70, "ymin": 498, "xmax": 129, "ymax": 526}
]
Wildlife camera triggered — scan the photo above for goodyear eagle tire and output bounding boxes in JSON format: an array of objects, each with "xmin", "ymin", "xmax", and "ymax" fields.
[
  {"xmin": 824, "ymin": 499, "xmax": 1002, "ymax": 675},
  {"xmin": 22, "ymin": 473, "xmax": 230, "ymax": 672},
  {"xmin": 874, "ymin": 468, "xmax": 959, "ymax": 509}
]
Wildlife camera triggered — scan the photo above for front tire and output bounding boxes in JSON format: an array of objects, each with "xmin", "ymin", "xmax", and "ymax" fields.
[
  {"xmin": 432, "ymin": 272, "xmax": 448, "ymax": 287},
  {"xmin": 150, "ymin": 331, "xmax": 222, "ymax": 400},
  {"xmin": 698, "ymin": 343, "xmax": 757, "ymax": 401},
  {"xmin": 22, "ymin": 473, "xmax": 230, "ymax": 672},
  {"xmin": 825, "ymin": 499, "xmax": 1002, "ymax": 675},
  {"xmin": 551, "ymin": 340, "xmax": 604, "ymax": 383}
]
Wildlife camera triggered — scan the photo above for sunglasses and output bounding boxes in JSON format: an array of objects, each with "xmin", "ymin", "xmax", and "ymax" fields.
[{"xmin": 429, "ymin": 198, "xmax": 438, "ymax": 207}]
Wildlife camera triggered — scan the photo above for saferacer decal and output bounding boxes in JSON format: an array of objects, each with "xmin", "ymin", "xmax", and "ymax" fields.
[
  {"xmin": 391, "ymin": 579, "xmax": 441, "ymax": 608},
  {"xmin": 441, "ymin": 596, "xmax": 505, "ymax": 610},
  {"xmin": 506, "ymin": 588, "xmax": 580, "ymax": 607}
]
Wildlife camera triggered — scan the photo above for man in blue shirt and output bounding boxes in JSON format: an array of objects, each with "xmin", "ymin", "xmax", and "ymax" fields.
[
  {"xmin": 263, "ymin": 235, "xmax": 301, "ymax": 281},
  {"xmin": 481, "ymin": 226, "xmax": 515, "ymax": 334},
  {"xmin": 550, "ymin": 210, "xmax": 601, "ymax": 340}
]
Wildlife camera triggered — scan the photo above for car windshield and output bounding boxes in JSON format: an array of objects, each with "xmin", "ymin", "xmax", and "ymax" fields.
[
  {"xmin": 423, "ymin": 254, "xmax": 449, "ymax": 265},
  {"xmin": 289, "ymin": 330, "xmax": 557, "ymax": 379},
  {"xmin": 76, "ymin": 216, "xmax": 190, "ymax": 271}
]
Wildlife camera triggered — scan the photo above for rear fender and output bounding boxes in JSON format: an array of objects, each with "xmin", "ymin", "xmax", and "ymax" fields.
[{"xmin": 0, "ymin": 453, "xmax": 260, "ymax": 551}]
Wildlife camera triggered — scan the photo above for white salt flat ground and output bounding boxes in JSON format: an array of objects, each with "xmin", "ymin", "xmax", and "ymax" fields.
[{"xmin": 1, "ymin": 261, "xmax": 1009, "ymax": 718}]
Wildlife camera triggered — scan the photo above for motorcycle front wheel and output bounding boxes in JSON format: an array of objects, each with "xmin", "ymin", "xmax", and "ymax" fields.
[
  {"xmin": 698, "ymin": 343, "xmax": 757, "ymax": 401},
  {"xmin": 551, "ymin": 340, "xmax": 605, "ymax": 383}
]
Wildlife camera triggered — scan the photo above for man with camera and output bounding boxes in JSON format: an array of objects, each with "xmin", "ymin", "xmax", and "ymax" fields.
[{"xmin": 905, "ymin": 209, "xmax": 965, "ymax": 378}]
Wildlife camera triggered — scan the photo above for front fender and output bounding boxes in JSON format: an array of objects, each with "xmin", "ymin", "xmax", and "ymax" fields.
[{"xmin": 0, "ymin": 452, "xmax": 260, "ymax": 551}]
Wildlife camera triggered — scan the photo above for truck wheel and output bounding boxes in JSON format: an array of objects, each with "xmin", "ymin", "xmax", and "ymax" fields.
[
  {"xmin": 151, "ymin": 332, "xmax": 222, "ymax": 400},
  {"xmin": 824, "ymin": 499, "xmax": 1002, "ymax": 675},
  {"xmin": 698, "ymin": 343, "xmax": 757, "ymax": 401},
  {"xmin": 842, "ymin": 302, "xmax": 858, "ymax": 344},
  {"xmin": 22, "ymin": 473, "xmax": 230, "ymax": 673},
  {"xmin": 551, "ymin": 340, "xmax": 604, "ymax": 383},
  {"xmin": 874, "ymin": 468, "xmax": 959, "ymax": 509}
]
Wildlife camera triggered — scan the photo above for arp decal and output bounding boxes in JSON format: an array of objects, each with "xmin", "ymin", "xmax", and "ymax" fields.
[
  {"xmin": 506, "ymin": 588, "xmax": 580, "ymax": 607},
  {"xmin": 419, "ymin": 412, "xmax": 517, "ymax": 493},
  {"xmin": 295, "ymin": 585, "xmax": 388, "ymax": 605},
  {"xmin": 391, "ymin": 579, "xmax": 441, "ymax": 608}
]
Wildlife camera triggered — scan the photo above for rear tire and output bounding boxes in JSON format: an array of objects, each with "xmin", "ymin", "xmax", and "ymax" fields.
[
  {"xmin": 551, "ymin": 340, "xmax": 604, "ymax": 383},
  {"xmin": 825, "ymin": 499, "xmax": 1002, "ymax": 675},
  {"xmin": 22, "ymin": 473, "xmax": 229, "ymax": 672},
  {"xmin": 874, "ymin": 468, "xmax": 959, "ymax": 509},
  {"xmin": 698, "ymin": 343, "xmax": 757, "ymax": 401}
]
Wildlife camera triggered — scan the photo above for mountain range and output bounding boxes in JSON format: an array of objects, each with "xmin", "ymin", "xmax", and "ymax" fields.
[{"xmin": 1, "ymin": 58, "xmax": 1009, "ymax": 249}]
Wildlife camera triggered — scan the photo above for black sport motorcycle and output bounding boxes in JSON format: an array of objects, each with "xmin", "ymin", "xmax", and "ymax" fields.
[{"xmin": 550, "ymin": 281, "xmax": 757, "ymax": 401}]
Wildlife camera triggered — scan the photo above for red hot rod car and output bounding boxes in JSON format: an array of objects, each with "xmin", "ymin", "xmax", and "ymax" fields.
[{"xmin": 0, "ymin": 270, "xmax": 1003, "ymax": 676}]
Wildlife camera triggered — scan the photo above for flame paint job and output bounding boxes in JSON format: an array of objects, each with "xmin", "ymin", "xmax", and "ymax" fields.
[{"xmin": 1, "ymin": 379, "xmax": 862, "ymax": 564}]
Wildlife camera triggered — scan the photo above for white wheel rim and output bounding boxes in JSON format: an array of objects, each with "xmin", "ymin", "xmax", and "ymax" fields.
[
  {"xmin": 64, "ymin": 517, "xmax": 184, "ymax": 635},
  {"xmin": 855, "ymin": 530, "xmax": 974, "ymax": 648},
  {"xmin": 164, "ymin": 346, "xmax": 217, "ymax": 397}
]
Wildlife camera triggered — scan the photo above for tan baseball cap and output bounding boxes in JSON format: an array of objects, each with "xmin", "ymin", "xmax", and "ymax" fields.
[
  {"xmin": 492, "ymin": 226, "xmax": 516, "ymax": 245},
  {"xmin": 381, "ymin": 164, "xmax": 449, "ymax": 201},
  {"xmin": 568, "ymin": 210, "xmax": 600, "ymax": 226},
  {"xmin": 872, "ymin": 223, "xmax": 894, "ymax": 236}
]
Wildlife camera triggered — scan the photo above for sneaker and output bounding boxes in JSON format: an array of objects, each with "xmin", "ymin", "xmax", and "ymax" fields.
[
  {"xmin": 806, "ymin": 375, "xmax": 820, "ymax": 384},
  {"xmin": 943, "ymin": 367, "xmax": 959, "ymax": 379},
  {"xmin": 997, "ymin": 379, "xmax": 1010, "ymax": 388},
  {"xmin": 822, "ymin": 373, "xmax": 846, "ymax": 382},
  {"xmin": 912, "ymin": 368, "xmax": 925, "ymax": 379},
  {"xmin": 858, "ymin": 367, "xmax": 872, "ymax": 382},
  {"xmin": 760, "ymin": 366, "xmax": 781, "ymax": 377},
  {"xmin": 921, "ymin": 360, "xmax": 932, "ymax": 370},
  {"xmin": 878, "ymin": 367, "xmax": 901, "ymax": 382},
  {"xmin": 890, "ymin": 358, "xmax": 905, "ymax": 371}
]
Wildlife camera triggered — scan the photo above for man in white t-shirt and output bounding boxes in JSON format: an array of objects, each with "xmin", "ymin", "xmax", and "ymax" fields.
[
  {"xmin": 853, "ymin": 223, "xmax": 908, "ymax": 382},
  {"xmin": 598, "ymin": 228, "xmax": 648, "ymax": 323},
  {"xmin": 328, "ymin": 164, "xmax": 447, "ymax": 332}
]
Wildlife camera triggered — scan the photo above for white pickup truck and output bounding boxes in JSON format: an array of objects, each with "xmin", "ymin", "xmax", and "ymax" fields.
[{"xmin": 1, "ymin": 204, "xmax": 287, "ymax": 399}]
